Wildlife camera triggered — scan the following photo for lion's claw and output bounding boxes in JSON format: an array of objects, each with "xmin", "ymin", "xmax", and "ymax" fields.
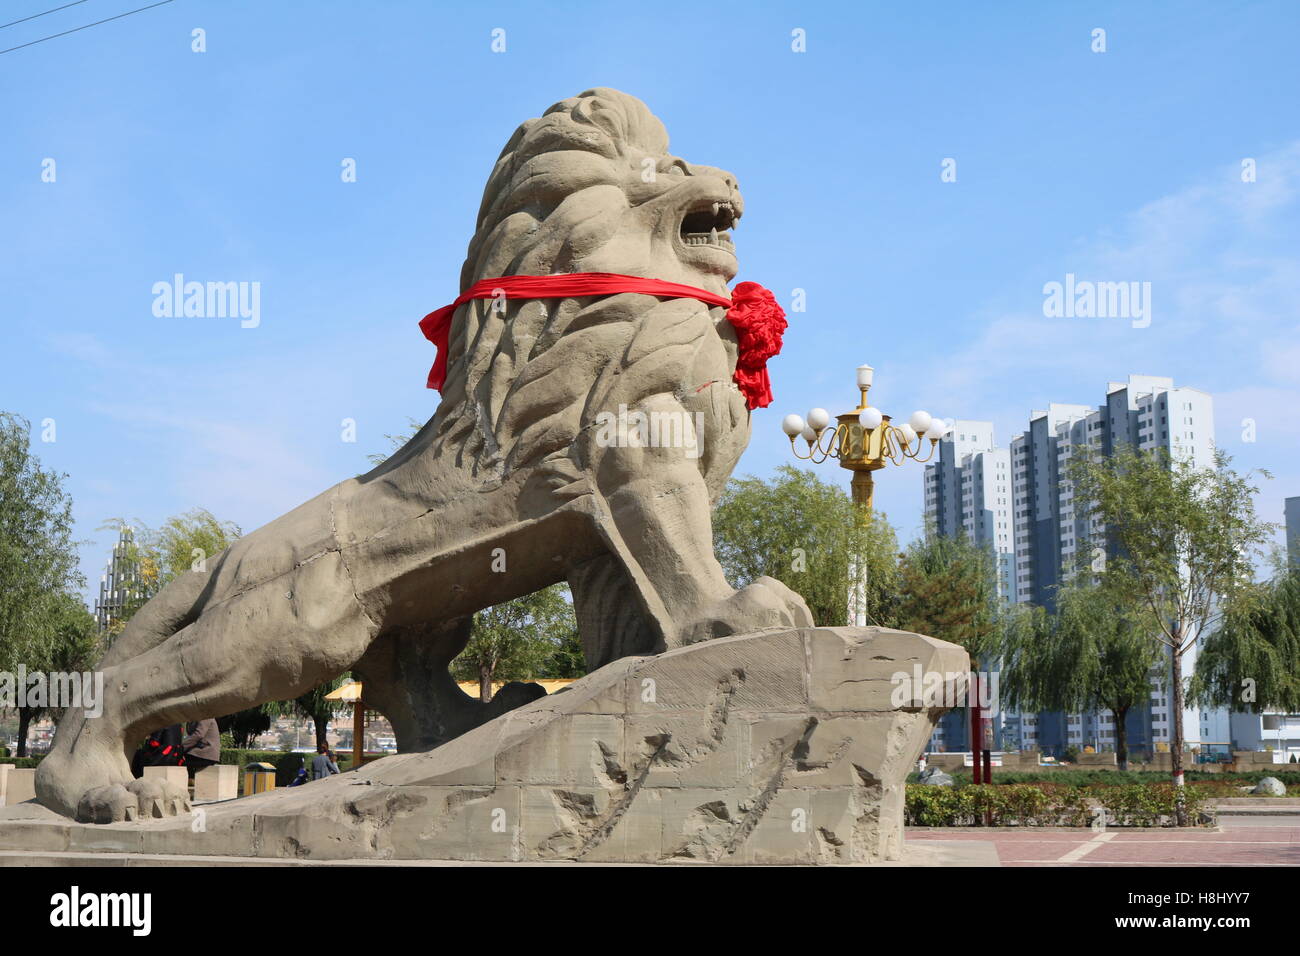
[
  {"xmin": 127, "ymin": 777, "xmax": 191, "ymax": 819},
  {"xmin": 75, "ymin": 778, "xmax": 191, "ymax": 824}
]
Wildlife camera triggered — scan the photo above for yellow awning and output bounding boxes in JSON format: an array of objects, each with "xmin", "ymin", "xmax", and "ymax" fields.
[{"xmin": 324, "ymin": 681, "xmax": 364, "ymax": 702}]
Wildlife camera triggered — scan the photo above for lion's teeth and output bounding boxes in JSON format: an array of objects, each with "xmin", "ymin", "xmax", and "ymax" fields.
[
  {"xmin": 710, "ymin": 228, "xmax": 718, "ymax": 244},
  {"xmin": 712, "ymin": 202, "xmax": 720, "ymax": 216}
]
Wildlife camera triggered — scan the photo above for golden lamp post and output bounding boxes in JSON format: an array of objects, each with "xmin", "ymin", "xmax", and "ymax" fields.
[{"xmin": 781, "ymin": 364, "xmax": 949, "ymax": 511}]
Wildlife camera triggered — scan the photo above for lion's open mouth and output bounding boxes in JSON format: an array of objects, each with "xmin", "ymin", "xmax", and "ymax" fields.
[{"xmin": 680, "ymin": 200, "xmax": 738, "ymax": 252}]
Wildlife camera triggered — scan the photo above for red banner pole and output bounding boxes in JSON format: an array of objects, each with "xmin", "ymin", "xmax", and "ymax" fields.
[{"xmin": 970, "ymin": 672, "xmax": 983, "ymax": 785}]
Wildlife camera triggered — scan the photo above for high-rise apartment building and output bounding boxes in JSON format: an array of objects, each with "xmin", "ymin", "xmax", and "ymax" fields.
[
  {"xmin": 923, "ymin": 423, "xmax": 1013, "ymax": 752},
  {"xmin": 924, "ymin": 376, "xmax": 1229, "ymax": 757}
]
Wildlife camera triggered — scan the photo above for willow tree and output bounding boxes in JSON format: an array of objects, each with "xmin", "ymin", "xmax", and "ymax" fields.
[
  {"xmin": 1000, "ymin": 578, "xmax": 1161, "ymax": 770},
  {"xmin": 0, "ymin": 412, "xmax": 89, "ymax": 755},
  {"xmin": 711, "ymin": 465, "xmax": 900, "ymax": 627},
  {"xmin": 6, "ymin": 592, "xmax": 100, "ymax": 757},
  {"xmin": 1193, "ymin": 569, "xmax": 1300, "ymax": 721},
  {"xmin": 1069, "ymin": 447, "xmax": 1271, "ymax": 823}
]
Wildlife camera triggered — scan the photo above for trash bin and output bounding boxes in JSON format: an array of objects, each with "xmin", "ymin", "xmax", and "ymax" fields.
[{"xmin": 244, "ymin": 762, "xmax": 276, "ymax": 796}]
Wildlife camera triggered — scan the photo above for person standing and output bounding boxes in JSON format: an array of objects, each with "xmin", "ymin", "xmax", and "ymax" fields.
[
  {"xmin": 132, "ymin": 724, "xmax": 186, "ymax": 777},
  {"xmin": 312, "ymin": 744, "xmax": 340, "ymax": 780},
  {"xmin": 181, "ymin": 719, "xmax": 220, "ymax": 776}
]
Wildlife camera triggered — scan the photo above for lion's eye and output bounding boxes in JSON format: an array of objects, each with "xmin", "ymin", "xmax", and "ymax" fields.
[{"xmin": 659, "ymin": 159, "xmax": 688, "ymax": 177}]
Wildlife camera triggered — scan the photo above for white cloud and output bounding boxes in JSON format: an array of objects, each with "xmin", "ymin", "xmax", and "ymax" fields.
[{"xmin": 935, "ymin": 141, "xmax": 1300, "ymax": 423}]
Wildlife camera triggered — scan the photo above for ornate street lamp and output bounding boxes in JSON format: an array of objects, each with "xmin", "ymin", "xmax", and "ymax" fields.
[{"xmin": 781, "ymin": 364, "xmax": 949, "ymax": 510}]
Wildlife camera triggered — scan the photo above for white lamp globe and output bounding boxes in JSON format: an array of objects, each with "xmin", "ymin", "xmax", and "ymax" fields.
[
  {"xmin": 782, "ymin": 414, "xmax": 806, "ymax": 437},
  {"xmin": 806, "ymin": 407, "xmax": 831, "ymax": 431},
  {"xmin": 898, "ymin": 423, "xmax": 917, "ymax": 445},
  {"xmin": 800, "ymin": 425, "xmax": 818, "ymax": 443},
  {"xmin": 858, "ymin": 406, "xmax": 883, "ymax": 430},
  {"xmin": 928, "ymin": 419, "xmax": 949, "ymax": 441},
  {"xmin": 908, "ymin": 410, "xmax": 933, "ymax": 435}
]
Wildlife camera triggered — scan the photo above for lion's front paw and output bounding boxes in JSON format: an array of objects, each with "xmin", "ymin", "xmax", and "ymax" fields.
[
  {"xmin": 749, "ymin": 576, "xmax": 815, "ymax": 628},
  {"xmin": 678, "ymin": 576, "xmax": 814, "ymax": 644},
  {"xmin": 75, "ymin": 778, "xmax": 191, "ymax": 824},
  {"xmin": 127, "ymin": 777, "xmax": 191, "ymax": 819}
]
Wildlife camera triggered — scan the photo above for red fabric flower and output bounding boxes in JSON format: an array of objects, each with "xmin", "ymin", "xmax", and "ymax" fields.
[{"xmin": 724, "ymin": 281, "xmax": 787, "ymax": 410}]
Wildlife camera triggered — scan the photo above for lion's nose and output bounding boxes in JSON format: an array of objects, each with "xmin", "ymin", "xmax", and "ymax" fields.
[{"xmin": 683, "ymin": 162, "xmax": 737, "ymax": 189}]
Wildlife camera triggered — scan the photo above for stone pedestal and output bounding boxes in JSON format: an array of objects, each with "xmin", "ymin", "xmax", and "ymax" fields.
[
  {"xmin": 0, "ymin": 626, "xmax": 966, "ymax": 864},
  {"xmin": 4, "ymin": 769, "xmax": 36, "ymax": 806},
  {"xmin": 0, "ymin": 764, "xmax": 11, "ymax": 805},
  {"xmin": 194, "ymin": 765, "xmax": 239, "ymax": 801},
  {"xmin": 143, "ymin": 766, "xmax": 189, "ymax": 792}
]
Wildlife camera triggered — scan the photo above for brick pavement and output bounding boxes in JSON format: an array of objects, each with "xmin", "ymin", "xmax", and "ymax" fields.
[{"xmin": 907, "ymin": 816, "xmax": 1300, "ymax": 866}]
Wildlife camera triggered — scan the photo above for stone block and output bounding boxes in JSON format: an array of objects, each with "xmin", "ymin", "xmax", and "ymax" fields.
[
  {"xmin": 629, "ymin": 711, "xmax": 751, "ymax": 790},
  {"xmin": 496, "ymin": 714, "xmax": 626, "ymax": 788},
  {"xmin": 654, "ymin": 787, "xmax": 745, "ymax": 862},
  {"xmin": 741, "ymin": 787, "xmax": 818, "ymax": 865},
  {"xmin": 386, "ymin": 786, "xmax": 522, "ymax": 861},
  {"xmin": 519, "ymin": 785, "xmax": 618, "ymax": 860},
  {"xmin": 194, "ymin": 764, "xmax": 239, "ymax": 801},
  {"xmin": 807, "ymin": 627, "xmax": 968, "ymax": 713},
  {"xmin": 577, "ymin": 787, "xmax": 663, "ymax": 864},
  {"xmin": 5, "ymin": 769, "xmax": 36, "ymax": 805},
  {"xmin": 143, "ymin": 765, "xmax": 189, "ymax": 793},
  {"xmin": 623, "ymin": 629, "xmax": 808, "ymax": 715}
]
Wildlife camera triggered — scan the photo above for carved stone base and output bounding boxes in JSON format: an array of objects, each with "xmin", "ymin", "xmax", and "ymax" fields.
[{"xmin": 0, "ymin": 627, "xmax": 966, "ymax": 864}]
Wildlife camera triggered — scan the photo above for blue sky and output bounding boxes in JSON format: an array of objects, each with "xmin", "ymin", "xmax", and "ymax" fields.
[{"xmin": 2, "ymin": 0, "xmax": 1298, "ymax": 597}]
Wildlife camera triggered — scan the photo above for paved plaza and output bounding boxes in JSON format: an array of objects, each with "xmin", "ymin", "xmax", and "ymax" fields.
[{"xmin": 908, "ymin": 816, "xmax": 1300, "ymax": 866}]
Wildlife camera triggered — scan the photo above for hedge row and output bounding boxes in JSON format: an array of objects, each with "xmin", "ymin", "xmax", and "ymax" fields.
[
  {"xmin": 0, "ymin": 756, "xmax": 42, "ymax": 770},
  {"xmin": 219, "ymin": 749, "xmax": 371, "ymax": 785},
  {"xmin": 905, "ymin": 783, "xmax": 1214, "ymax": 827},
  {"xmin": 910, "ymin": 769, "xmax": 1300, "ymax": 788}
]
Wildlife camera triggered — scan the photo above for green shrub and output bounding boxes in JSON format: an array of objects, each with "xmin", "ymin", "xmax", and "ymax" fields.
[
  {"xmin": 905, "ymin": 782, "xmax": 1211, "ymax": 827},
  {"xmin": 906, "ymin": 785, "xmax": 964, "ymax": 826},
  {"xmin": 924, "ymin": 768, "xmax": 1300, "ymax": 788},
  {"xmin": 1001, "ymin": 783, "xmax": 1052, "ymax": 825}
]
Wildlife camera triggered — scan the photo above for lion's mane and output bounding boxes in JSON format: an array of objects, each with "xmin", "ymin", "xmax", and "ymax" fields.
[{"xmin": 424, "ymin": 89, "xmax": 747, "ymax": 496}]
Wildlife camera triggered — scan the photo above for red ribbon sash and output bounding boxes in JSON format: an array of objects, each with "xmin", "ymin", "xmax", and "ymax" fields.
[{"xmin": 418, "ymin": 272, "xmax": 785, "ymax": 410}]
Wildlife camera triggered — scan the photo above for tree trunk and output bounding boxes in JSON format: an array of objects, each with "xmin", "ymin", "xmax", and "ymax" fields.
[
  {"xmin": 16, "ymin": 708, "xmax": 32, "ymax": 758},
  {"xmin": 314, "ymin": 715, "xmax": 329, "ymax": 751},
  {"xmin": 1113, "ymin": 704, "xmax": 1130, "ymax": 772},
  {"xmin": 479, "ymin": 664, "xmax": 494, "ymax": 703},
  {"xmin": 1169, "ymin": 623, "xmax": 1187, "ymax": 826}
]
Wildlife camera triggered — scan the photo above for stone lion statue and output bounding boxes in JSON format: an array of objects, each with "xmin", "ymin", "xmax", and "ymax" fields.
[{"xmin": 37, "ymin": 87, "xmax": 813, "ymax": 820}]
